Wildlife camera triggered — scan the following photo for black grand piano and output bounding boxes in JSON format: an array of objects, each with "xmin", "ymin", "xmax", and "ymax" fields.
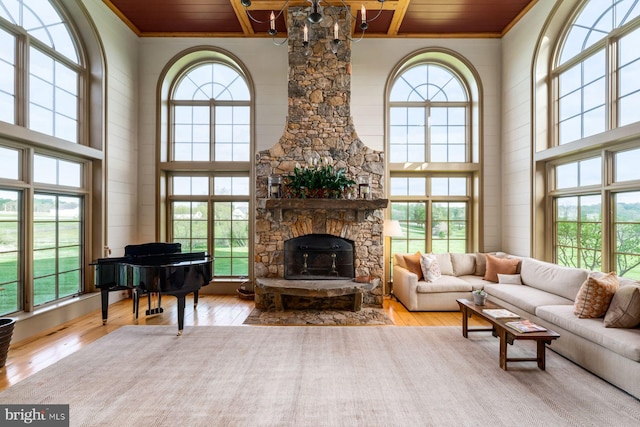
[{"xmin": 92, "ymin": 242, "xmax": 213, "ymax": 335}]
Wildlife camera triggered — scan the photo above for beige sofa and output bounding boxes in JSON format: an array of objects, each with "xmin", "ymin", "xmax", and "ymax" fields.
[
  {"xmin": 392, "ymin": 252, "xmax": 640, "ymax": 399},
  {"xmin": 392, "ymin": 252, "xmax": 497, "ymax": 311}
]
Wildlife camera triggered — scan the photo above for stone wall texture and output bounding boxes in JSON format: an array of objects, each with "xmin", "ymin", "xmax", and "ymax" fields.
[{"xmin": 254, "ymin": 8, "xmax": 385, "ymax": 307}]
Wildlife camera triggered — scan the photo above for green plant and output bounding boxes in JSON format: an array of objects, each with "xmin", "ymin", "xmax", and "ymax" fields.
[
  {"xmin": 284, "ymin": 158, "xmax": 356, "ymax": 199},
  {"xmin": 473, "ymin": 289, "xmax": 487, "ymax": 296}
]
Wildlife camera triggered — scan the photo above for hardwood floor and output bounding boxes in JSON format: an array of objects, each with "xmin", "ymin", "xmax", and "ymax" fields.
[{"xmin": 0, "ymin": 294, "xmax": 489, "ymax": 392}]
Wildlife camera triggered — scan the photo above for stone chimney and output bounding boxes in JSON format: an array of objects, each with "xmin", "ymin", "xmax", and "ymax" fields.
[{"xmin": 254, "ymin": 7, "xmax": 385, "ymax": 307}]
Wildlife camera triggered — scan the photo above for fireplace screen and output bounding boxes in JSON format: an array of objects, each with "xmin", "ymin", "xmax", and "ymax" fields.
[{"xmin": 284, "ymin": 234, "xmax": 355, "ymax": 280}]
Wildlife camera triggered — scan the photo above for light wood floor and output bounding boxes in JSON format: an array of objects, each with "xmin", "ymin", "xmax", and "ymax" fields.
[{"xmin": 0, "ymin": 294, "xmax": 489, "ymax": 392}]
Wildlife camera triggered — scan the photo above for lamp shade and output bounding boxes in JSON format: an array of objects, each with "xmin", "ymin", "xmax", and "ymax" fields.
[{"xmin": 383, "ymin": 220, "xmax": 403, "ymax": 237}]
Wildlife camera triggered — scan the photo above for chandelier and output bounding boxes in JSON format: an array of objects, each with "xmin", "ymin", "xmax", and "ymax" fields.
[{"xmin": 241, "ymin": 0, "xmax": 386, "ymax": 50}]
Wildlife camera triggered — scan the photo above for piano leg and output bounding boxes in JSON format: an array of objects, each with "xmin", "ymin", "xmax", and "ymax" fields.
[
  {"xmin": 101, "ymin": 289, "xmax": 110, "ymax": 325},
  {"xmin": 176, "ymin": 294, "xmax": 186, "ymax": 336},
  {"xmin": 194, "ymin": 290, "xmax": 199, "ymax": 308}
]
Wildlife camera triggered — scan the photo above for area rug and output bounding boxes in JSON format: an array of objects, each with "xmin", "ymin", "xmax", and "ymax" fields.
[
  {"xmin": 1, "ymin": 326, "xmax": 639, "ymax": 427},
  {"xmin": 243, "ymin": 307, "xmax": 394, "ymax": 325}
]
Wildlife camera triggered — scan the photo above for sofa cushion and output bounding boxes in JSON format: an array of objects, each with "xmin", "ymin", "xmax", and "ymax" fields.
[
  {"xmin": 420, "ymin": 253, "xmax": 442, "ymax": 282},
  {"xmin": 402, "ymin": 252, "xmax": 423, "ymax": 280},
  {"xmin": 450, "ymin": 253, "xmax": 476, "ymax": 276},
  {"xmin": 498, "ymin": 274, "xmax": 522, "ymax": 285},
  {"xmin": 484, "ymin": 284, "xmax": 573, "ymax": 315},
  {"xmin": 604, "ymin": 284, "xmax": 640, "ymax": 328},
  {"xmin": 435, "ymin": 253, "xmax": 454, "ymax": 276},
  {"xmin": 483, "ymin": 254, "xmax": 520, "ymax": 282},
  {"xmin": 519, "ymin": 258, "xmax": 589, "ymax": 301},
  {"xmin": 574, "ymin": 272, "xmax": 619, "ymax": 318},
  {"xmin": 416, "ymin": 276, "xmax": 472, "ymax": 293},
  {"xmin": 458, "ymin": 275, "xmax": 495, "ymax": 290},
  {"xmin": 536, "ymin": 304, "xmax": 640, "ymax": 362}
]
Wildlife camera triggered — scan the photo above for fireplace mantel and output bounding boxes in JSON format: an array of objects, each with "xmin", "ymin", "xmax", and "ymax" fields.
[{"xmin": 258, "ymin": 198, "xmax": 388, "ymax": 222}]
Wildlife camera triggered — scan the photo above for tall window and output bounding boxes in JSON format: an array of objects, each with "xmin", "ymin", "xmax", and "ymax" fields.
[
  {"xmin": 0, "ymin": 188, "xmax": 20, "ymax": 315},
  {"xmin": 542, "ymin": 0, "xmax": 640, "ymax": 278},
  {"xmin": 169, "ymin": 176, "xmax": 250, "ymax": 277},
  {"xmin": 387, "ymin": 54, "xmax": 479, "ymax": 257},
  {"xmin": 162, "ymin": 54, "xmax": 252, "ymax": 280},
  {"xmin": 0, "ymin": 0, "xmax": 94, "ymax": 316}
]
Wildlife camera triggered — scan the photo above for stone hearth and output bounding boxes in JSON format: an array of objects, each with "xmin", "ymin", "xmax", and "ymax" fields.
[{"xmin": 254, "ymin": 7, "xmax": 386, "ymax": 308}]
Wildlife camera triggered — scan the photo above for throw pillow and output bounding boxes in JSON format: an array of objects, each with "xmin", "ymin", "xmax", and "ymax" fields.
[
  {"xmin": 497, "ymin": 273, "xmax": 522, "ymax": 285},
  {"xmin": 603, "ymin": 285, "xmax": 640, "ymax": 328},
  {"xmin": 420, "ymin": 253, "xmax": 442, "ymax": 283},
  {"xmin": 450, "ymin": 253, "xmax": 476, "ymax": 276},
  {"xmin": 402, "ymin": 252, "xmax": 423, "ymax": 280},
  {"xmin": 474, "ymin": 252, "xmax": 487, "ymax": 276},
  {"xmin": 434, "ymin": 253, "xmax": 454, "ymax": 276},
  {"xmin": 574, "ymin": 272, "xmax": 619, "ymax": 318},
  {"xmin": 483, "ymin": 254, "xmax": 520, "ymax": 282}
]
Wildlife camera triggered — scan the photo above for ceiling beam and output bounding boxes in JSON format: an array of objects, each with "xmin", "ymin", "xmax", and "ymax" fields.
[
  {"xmin": 230, "ymin": 0, "xmax": 256, "ymax": 35},
  {"xmin": 387, "ymin": 0, "xmax": 410, "ymax": 36}
]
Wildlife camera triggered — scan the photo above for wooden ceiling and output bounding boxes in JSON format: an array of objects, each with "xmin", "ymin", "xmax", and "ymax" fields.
[{"xmin": 103, "ymin": 0, "xmax": 537, "ymax": 38}]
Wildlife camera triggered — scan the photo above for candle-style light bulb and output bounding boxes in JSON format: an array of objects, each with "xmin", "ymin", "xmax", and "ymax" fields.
[
  {"xmin": 270, "ymin": 11, "xmax": 275, "ymax": 31},
  {"xmin": 304, "ymin": 23, "xmax": 308, "ymax": 42},
  {"xmin": 361, "ymin": 5, "xmax": 366, "ymax": 23},
  {"xmin": 334, "ymin": 21, "xmax": 339, "ymax": 39}
]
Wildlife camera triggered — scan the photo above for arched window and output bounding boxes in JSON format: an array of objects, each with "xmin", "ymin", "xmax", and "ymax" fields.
[
  {"xmin": 389, "ymin": 63, "xmax": 469, "ymax": 163},
  {"xmin": 0, "ymin": 0, "xmax": 101, "ymax": 316},
  {"xmin": 386, "ymin": 50, "xmax": 481, "ymax": 256},
  {"xmin": 171, "ymin": 62, "xmax": 251, "ymax": 161},
  {"xmin": 1, "ymin": 0, "xmax": 82, "ymax": 142},
  {"xmin": 554, "ymin": 1, "xmax": 640, "ymax": 144},
  {"xmin": 159, "ymin": 50, "xmax": 253, "ymax": 281},
  {"xmin": 534, "ymin": 0, "xmax": 640, "ymax": 278}
]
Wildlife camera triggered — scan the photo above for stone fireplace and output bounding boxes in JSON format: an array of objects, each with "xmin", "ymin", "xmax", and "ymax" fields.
[{"xmin": 254, "ymin": 7, "xmax": 386, "ymax": 309}]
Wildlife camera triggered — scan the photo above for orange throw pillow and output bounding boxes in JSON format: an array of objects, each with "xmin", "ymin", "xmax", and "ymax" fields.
[
  {"xmin": 574, "ymin": 272, "xmax": 619, "ymax": 318},
  {"xmin": 483, "ymin": 254, "xmax": 520, "ymax": 282},
  {"xmin": 403, "ymin": 252, "xmax": 423, "ymax": 280}
]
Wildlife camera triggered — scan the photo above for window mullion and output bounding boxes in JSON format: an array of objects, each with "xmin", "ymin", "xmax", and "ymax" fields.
[
  {"xmin": 15, "ymin": 32, "xmax": 28, "ymax": 128},
  {"xmin": 210, "ymin": 100, "xmax": 215, "ymax": 162}
]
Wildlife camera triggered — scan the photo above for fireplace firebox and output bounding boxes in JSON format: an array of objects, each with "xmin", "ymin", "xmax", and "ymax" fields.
[{"xmin": 284, "ymin": 234, "xmax": 355, "ymax": 280}]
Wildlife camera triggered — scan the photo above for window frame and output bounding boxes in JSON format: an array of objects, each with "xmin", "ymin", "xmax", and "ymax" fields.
[
  {"xmin": 159, "ymin": 49, "xmax": 255, "ymax": 283},
  {"xmin": 0, "ymin": 0, "xmax": 102, "ymax": 315},
  {"xmin": 385, "ymin": 48, "xmax": 483, "ymax": 274}
]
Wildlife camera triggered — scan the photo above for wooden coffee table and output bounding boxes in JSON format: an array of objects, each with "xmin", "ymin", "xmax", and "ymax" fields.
[{"xmin": 456, "ymin": 298, "xmax": 560, "ymax": 370}]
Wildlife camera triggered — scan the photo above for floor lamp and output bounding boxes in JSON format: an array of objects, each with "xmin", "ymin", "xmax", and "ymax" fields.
[{"xmin": 383, "ymin": 219, "xmax": 403, "ymax": 296}]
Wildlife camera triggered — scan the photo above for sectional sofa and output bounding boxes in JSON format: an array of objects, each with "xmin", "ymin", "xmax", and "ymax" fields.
[{"xmin": 392, "ymin": 252, "xmax": 640, "ymax": 399}]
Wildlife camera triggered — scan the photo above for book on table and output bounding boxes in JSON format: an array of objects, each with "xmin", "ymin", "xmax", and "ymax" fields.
[
  {"xmin": 482, "ymin": 308, "xmax": 520, "ymax": 319},
  {"xmin": 505, "ymin": 319, "xmax": 548, "ymax": 333}
]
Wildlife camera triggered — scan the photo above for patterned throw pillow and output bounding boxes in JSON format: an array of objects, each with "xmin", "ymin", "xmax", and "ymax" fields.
[
  {"xmin": 574, "ymin": 272, "xmax": 619, "ymax": 318},
  {"xmin": 402, "ymin": 252, "xmax": 423, "ymax": 280},
  {"xmin": 420, "ymin": 253, "xmax": 442, "ymax": 283}
]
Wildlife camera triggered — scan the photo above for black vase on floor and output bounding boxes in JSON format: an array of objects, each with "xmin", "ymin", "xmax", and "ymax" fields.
[{"xmin": 0, "ymin": 318, "xmax": 16, "ymax": 368}]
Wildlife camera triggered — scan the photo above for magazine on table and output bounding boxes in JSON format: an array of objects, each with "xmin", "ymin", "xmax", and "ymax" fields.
[
  {"xmin": 482, "ymin": 308, "xmax": 520, "ymax": 319},
  {"xmin": 505, "ymin": 319, "xmax": 547, "ymax": 333}
]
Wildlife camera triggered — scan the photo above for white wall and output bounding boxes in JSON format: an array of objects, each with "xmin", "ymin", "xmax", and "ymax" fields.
[
  {"xmin": 83, "ymin": 0, "xmax": 140, "ymax": 257},
  {"xmin": 500, "ymin": 0, "xmax": 557, "ymax": 256}
]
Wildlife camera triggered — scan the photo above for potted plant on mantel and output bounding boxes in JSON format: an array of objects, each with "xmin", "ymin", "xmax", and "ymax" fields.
[{"xmin": 283, "ymin": 158, "xmax": 356, "ymax": 199}]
